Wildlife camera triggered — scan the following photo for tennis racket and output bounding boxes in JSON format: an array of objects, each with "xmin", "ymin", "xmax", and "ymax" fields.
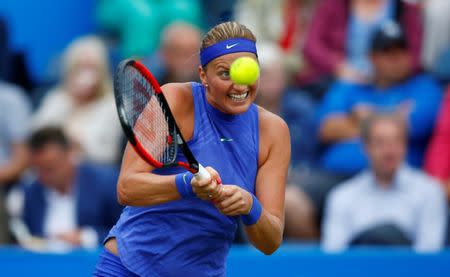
[{"xmin": 114, "ymin": 59, "xmax": 210, "ymax": 180}]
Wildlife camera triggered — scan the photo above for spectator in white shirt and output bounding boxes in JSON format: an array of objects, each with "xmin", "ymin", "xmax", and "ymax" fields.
[{"xmin": 322, "ymin": 113, "xmax": 447, "ymax": 252}]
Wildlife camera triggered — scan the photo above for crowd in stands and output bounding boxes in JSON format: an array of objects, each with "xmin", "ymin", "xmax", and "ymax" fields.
[
  {"xmin": 23, "ymin": 127, "xmax": 122, "ymax": 250},
  {"xmin": 1, "ymin": 0, "xmax": 450, "ymax": 253}
]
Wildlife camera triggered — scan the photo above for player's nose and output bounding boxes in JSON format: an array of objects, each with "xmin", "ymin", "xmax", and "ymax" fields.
[{"xmin": 232, "ymin": 83, "xmax": 248, "ymax": 93}]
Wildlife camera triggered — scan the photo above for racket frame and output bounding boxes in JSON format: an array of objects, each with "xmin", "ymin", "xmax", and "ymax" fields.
[{"xmin": 114, "ymin": 59, "xmax": 201, "ymax": 174}]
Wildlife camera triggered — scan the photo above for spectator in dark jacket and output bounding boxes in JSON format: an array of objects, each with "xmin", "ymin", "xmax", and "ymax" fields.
[{"xmin": 22, "ymin": 127, "xmax": 122, "ymax": 249}]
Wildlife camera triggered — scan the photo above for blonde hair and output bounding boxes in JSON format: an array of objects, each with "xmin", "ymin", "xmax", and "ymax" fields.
[
  {"xmin": 62, "ymin": 35, "xmax": 112, "ymax": 98},
  {"xmin": 201, "ymin": 21, "xmax": 256, "ymax": 50}
]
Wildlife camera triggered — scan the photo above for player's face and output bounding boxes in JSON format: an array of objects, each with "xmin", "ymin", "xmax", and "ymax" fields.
[{"xmin": 199, "ymin": 52, "xmax": 259, "ymax": 115}]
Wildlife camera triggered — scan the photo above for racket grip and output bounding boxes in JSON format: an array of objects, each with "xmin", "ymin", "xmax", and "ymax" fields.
[{"xmin": 194, "ymin": 164, "xmax": 211, "ymax": 180}]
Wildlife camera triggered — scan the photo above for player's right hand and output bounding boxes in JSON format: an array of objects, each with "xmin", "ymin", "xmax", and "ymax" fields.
[{"xmin": 191, "ymin": 166, "xmax": 223, "ymax": 201}]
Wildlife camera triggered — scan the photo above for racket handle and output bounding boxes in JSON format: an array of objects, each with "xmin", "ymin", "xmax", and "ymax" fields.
[{"xmin": 194, "ymin": 164, "xmax": 211, "ymax": 180}]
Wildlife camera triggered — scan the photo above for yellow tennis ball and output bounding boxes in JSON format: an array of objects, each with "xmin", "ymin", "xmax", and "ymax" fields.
[{"xmin": 230, "ymin": 57, "xmax": 260, "ymax": 85}]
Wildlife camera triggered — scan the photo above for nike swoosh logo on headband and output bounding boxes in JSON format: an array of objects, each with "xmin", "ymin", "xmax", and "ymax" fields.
[{"xmin": 226, "ymin": 43, "xmax": 239, "ymax": 49}]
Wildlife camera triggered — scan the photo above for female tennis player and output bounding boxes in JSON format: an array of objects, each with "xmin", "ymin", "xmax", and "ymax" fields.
[{"xmin": 94, "ymin": 21, "xmax": 290, "ymax": 276}]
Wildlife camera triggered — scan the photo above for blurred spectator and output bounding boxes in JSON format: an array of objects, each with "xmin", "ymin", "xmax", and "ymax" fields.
[
  {"xmin": 318, "ymin": 21, "xmax": 441, "ymax": 174},
  {"xmin": 322, "ymin": 113, "xmax": 446, "ymax": 252},
  {"xmin": 32, "ymin": 36, "xmax": 123, "ymax": 164},
  {"xmin": 142, "ymin": 22, "xmax": 201, "ymax": 84},
  {"xmin": 234, "ymin": 0, "xmax": 317, "ymax": 84},
  {"xmin": 255, "ymin": 43, "xmax": 320, "ymax": 240},
  {"xmin": 95, "ymin": 0, "xmax": 202, "ymax": 57},
  {"xmin": 422, "ymin": 0, "xmax": 450, "ymax": 70},
  {"xmin": 303, "ymin": 0, "xmax": 422, "ymax": 86},
  {"xmin": 0, "ymin": 82, "xmax": 31, "ymax": 244},
  {"xmin": 22, "ymin": 127, "xmax": 122, "ymax": 250},
  {"xmin": 425, "ymin": 87, "xmax": 450, "ymax": 200}
]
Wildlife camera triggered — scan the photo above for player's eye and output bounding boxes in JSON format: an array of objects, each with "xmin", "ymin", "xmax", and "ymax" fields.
[{"xmin": 219, "ymin": 71, "xmax": 230, "ymax": 79}]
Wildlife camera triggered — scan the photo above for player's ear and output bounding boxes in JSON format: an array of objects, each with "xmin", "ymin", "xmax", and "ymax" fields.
[{"xmin": 199, "ymin": 65, "xmax": 208, "ymax": 87}]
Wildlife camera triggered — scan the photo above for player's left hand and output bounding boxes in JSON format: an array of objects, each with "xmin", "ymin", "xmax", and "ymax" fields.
[
  {"xmin": 214, "ymin": 185, "xmax": 253, "ymax": 216},
  {"xmin": 191, "ymin": 166, "xmax": 223, "ymax": 200}
]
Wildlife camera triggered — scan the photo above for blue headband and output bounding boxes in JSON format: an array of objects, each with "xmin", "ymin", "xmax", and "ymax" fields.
[{"xmin": 200, "ymin": 38, "xmax": 258, "ymax": 67}]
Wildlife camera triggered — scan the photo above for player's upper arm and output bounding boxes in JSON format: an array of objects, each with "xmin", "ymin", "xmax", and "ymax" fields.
[
  {"xmin": 256, "ymin": 108, "xmax": 291, "ymax": 221},
  {"xmin": 120, "ymin": 82, "xmax": 192, "ymax": 178},
  {"xmin": 119, "ymin": 142, "xmax": 154, "ymax": 180},
  {"xmin": 161, "ymin": 82, "xmax": 193, "ymax": 120},
  {"xmin": 160, "ymin": 82, "xmax": 195, "ymax": 138}
]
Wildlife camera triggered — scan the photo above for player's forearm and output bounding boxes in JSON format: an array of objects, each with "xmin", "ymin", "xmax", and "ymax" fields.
[
  {"xmin": 244, "ymin": 210, "xmax": 283, "ymax": 255},
  {"xmin": 117, "ymin": 173, "xmax": 181, "ymax": 206}
]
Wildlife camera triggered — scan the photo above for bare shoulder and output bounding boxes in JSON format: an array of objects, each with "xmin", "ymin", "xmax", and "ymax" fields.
[
  {"xmin": 257, "ymin": 106, "xmax": 290, "ymax": 139},
  {"xmin": 160, "ymin": 82, "xmax": 195, "ymax": 139},
  {"xmin": 161, "ymin": 82, "xmax": 192, "ymax": 103},
  {"xmin": 257, "ymin": 106, "xmax": 290, "ymax": 166},
  {"xmin": 160, "ymin": 82, "xmax": 194, "ymax": 116}
]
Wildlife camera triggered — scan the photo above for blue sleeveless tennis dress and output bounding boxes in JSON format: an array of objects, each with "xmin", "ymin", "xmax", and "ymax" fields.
[{"xmin": 103, "ymin": 82, "xmax": 259, "ymax": 276}]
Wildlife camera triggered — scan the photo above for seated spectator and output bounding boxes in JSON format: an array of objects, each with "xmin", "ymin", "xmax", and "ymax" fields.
[
  {"xmin": 0, "ymin": 82, "xmax": 31, "ymax": 244},
  {"xmin": 22, "ymin": 127, "xmax": 122, "ymax": 249},
  {"xmin": 318, "ymin": 21, "xmax": 441, "ymax": 174},
  {"xmin": 32, "ymin": 36, "xmax": 123, "ymax": 164},
  {"xmin": 322, "ymin": 113, "xmax": 446, "ymax": 252},
  {"xmin": 303, "ymin": 0, "xmax": 421, "ymax": 86},
  {"xmin": 142, "ymin": 22, "xmax": 201, "ymax": 84},
  {"xmin": 425, "ymin": 86, "xmax": 450, "ymax": 199}
]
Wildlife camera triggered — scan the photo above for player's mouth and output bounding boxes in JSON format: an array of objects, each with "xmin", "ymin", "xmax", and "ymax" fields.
[{"xmin": 228, "ymin": 91, "xmax": 249, "ymax": 102}]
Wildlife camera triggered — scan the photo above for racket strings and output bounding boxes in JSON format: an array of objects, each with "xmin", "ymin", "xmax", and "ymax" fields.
[{"xmin": 121, "ymin": 66, "xmax": 176, "ymax": 164}]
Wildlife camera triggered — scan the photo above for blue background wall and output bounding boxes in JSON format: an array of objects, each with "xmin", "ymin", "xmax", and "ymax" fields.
[
  {"xmin": 1, "ymin": 245, "xmax": 450, "ymax": 277},
  {"xmin": 0, "ymin": 0, "xmax": 95, "ymax": 81}
]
